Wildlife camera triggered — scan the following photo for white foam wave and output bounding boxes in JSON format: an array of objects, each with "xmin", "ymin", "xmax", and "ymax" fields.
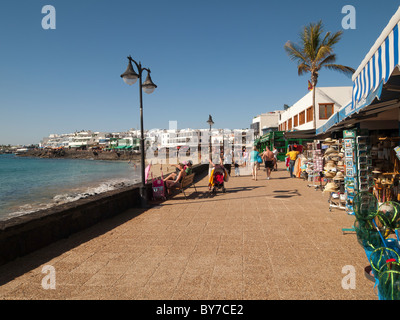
[{"xmin": 2, "ymin": 177, "xmax": 141, "ymax": 221}]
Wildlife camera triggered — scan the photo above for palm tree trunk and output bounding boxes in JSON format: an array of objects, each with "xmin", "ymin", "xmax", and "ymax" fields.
[
  {"xmin": 311, "ymin": 75, "xmax": 318, "ymax": 130},
  {"xmin": 312, "ymin": 85, "xmax": 316, "ymax": 130}
]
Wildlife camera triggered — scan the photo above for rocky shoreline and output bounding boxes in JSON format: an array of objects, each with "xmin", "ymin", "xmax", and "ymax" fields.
[{"xmin": 16, "ymin": 149, "xmax": 142, "ymax": 161}]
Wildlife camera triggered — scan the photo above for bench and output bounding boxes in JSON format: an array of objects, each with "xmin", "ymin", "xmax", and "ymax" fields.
[{"xmin": 167, "ymin": 173, "xmax": 197, "ymax": 200}]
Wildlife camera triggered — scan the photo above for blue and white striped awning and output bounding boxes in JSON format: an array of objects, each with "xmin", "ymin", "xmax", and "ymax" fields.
[
  {"xmin": 316, "ymin": 7, "xmax": 400, "ymax": 135},
  {"xmin": 351, "ymin": 7, "xmax": 400, "ymax": 115}
]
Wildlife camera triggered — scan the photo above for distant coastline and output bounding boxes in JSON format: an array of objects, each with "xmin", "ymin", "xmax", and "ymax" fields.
[{"xmin": 15, "ymin": 149, "xmax": 142, "ymax": 162}]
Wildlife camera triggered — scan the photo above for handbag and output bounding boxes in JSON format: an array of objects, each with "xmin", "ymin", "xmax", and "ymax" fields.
[{"xmin": 257, "ymin": 155, "xmax": 263, "ymax": 163}]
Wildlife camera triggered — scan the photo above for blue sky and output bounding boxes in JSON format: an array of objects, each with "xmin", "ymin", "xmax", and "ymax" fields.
[{"xmin": 1, "ymin": 0, "xmax": 399, "ymax": 145}]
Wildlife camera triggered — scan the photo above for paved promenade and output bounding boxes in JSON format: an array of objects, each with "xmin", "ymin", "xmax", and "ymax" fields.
[{"xmin": 0, "ymin": 163, "xmax": 377, "ymax": 300}]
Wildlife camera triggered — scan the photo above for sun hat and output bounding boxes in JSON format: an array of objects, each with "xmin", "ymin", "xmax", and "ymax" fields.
[
  {"xmin": 323, "ymin": 182, "xmax": 339, "ymax": 192},
  {"xmin": 333, "ymin": 171, "xmax": 344, "ymax": 180},
  {"xmin": 324, "ymin": 171, "xmax": 336, "ymax": 179},
  {"xmin": 322, "ymin": 138, "xmax": 337, "ymax": 145},
  {"xmin": 329, "ymin": 155, "xmax": 340, "ymax": 161},
  {"xmin": 333, "ymin": 140, "xmax": 342, "ymax": 145},
  {"xmin": 324, "ymin": 147, "xmax": 336, "ymax": 153},
  {"xmin": 324, "ymin": 162, "xmax": 336, "ymax": 170}
]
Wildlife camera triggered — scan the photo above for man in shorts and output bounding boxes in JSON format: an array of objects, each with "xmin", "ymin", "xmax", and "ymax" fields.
[{"xmin": 262, "ymin": 147, "xmax": 275, "ymax": 180}]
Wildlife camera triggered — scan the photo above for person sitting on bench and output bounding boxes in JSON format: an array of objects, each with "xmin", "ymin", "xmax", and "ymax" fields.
[{"xmin": 163, "ymin": 163, "xmax": 187, "ymax": 194}]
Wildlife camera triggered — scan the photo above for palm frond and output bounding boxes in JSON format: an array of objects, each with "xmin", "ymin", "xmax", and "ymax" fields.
[
  {"xmin": 324, "ymin": 30, "xmax": 343, "ymax": 48},
  {"xmin": 323, "ymin": 64, "xmax": 355, "ymax": 76},
  {"xmin": 315, "ymin": 46, "xmax": 333, "ymax": 63},
  {"xmin": 317, "ymin": 53, "xmax": 337, "ymax": 66},
  {"xmin": 284, "ymin": 41, "xmax": 308, "ymax": 64},
  {"xmin": 300, "ymin": 21, "xmax": 325, "ymax": 62},
  {"xmin": 298, "ymin": 63, "xmax": 311, "ymax": 76},
  {"xmin": 285, "ymin": 19, "xmax": 352, "ymax": 84}
]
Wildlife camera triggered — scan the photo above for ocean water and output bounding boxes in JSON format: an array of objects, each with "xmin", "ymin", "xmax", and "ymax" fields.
[{"xmin": 0, "ymin": 154, "xmax": 140, "ymax": 221}]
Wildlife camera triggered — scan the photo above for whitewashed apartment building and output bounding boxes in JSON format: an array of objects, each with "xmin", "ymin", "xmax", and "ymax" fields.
[{"xmin": 278, "ymin": 87, "xmax": 352, "ymax": 131}]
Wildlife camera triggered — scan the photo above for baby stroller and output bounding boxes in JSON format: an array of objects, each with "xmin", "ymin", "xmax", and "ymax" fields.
[{"xmin": 209, "ymin": 164, "xmax": 227, "ymax": 194}]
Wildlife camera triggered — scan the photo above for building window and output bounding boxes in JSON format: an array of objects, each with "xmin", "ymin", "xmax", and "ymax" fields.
[
  {"xmin": 288, "ymin": 118, "xmax": 292, "ymax": 130},
  {"xmin": 319, "ymin": 104, "xmax": 334, "ymax": 119},
  {"xmin": 293, "ymin": 115, "xmax": 298, "ymax": 127},
  {"xmin": 299, "ymin": 111, "xmax": 305, "ymax": 125},
  {"xmin": 306, "ymin": 106, "xmax": 313, "ymax": 123}
]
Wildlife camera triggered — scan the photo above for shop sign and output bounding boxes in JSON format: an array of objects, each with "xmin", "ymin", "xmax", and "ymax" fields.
[{"xmin": 343, "ymin": 130, "xmax": 356, "ymax": 138}]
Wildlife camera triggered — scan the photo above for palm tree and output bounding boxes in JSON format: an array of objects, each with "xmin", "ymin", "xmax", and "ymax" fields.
[{"xmin": 284, "ymin": 20, "xmax": 355, "ymax": 129}]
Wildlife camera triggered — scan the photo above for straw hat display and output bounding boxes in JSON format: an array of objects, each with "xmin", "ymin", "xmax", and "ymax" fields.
[
  {"xmin": 333, "ymin": 171, "xmax": 344, "ymax": 181},
  {"xmin": 329, "ymin": 155, "xmax": 341, "ymax": 161},
  {"xmin": 324, "ymin": 171, "xmax": 337, "ymax": 179},
  {"xmin": 324, "ymin": 147, "xmax": 337, "ymax": 154},
  {"xmin": 324, "ymin": 162, "xmax": 337, "ymax": 171},
  {"xmin": 324, "ymin": 148, "xmax": 339, "ymax": 159},
  {"xmin": 322, "ymin": 138, "xmax": 337, "ymax": 145},
  {"xmin": 323, "ymin": 182, "xmax": 339, "ymax": 193}
]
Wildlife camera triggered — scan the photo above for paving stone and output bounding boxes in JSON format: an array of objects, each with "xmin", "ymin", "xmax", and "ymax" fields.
[{"xmin": 0, "ymin": 163, "xmax": 377, "ymax": 300}]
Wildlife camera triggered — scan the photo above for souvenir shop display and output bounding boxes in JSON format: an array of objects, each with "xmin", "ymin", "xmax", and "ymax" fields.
[
  {"xmin": 356, "ymin": 135, "xmax": 372, "ymax": 192},
  {"xmin": 321, "ymin": 138, "xmax": 346, "ymax": 211},
  {"xmin": 304, "ymin": 142, "xmax": 313, "ymax": 181},
  {"xmin": 338, "ymin": 129, "xmax": 400, "ymax": 300},
  {"xmin": 306, "ymin": 141, "xmax": 324, "ymax": 190},
  {"xmin": 343, "ymin": 129, "xmax": 358, "ymax": 215},
  {"xmin": 370, "ymin": 138, "xmax": 400, "ymax": 204}
]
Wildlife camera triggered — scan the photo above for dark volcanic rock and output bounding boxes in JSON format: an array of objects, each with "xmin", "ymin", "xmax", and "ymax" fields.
[{"xmin": 17, "ymin": 149, "xmax": 141, "ymax": 161}]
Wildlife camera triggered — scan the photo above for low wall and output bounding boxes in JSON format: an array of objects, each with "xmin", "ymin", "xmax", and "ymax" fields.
[{"xmin": 0, "ymin": 164, "xmax": 208, "ymax": 266}]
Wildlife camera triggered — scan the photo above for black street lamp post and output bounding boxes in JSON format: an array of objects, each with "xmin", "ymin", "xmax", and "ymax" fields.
[
  {"xmin": 121, "ymin": 55, "xmax": 157, "ymax": 207},
  {"xmin": 207, "ymin": 115, "xmax": 214, "ymax": 162}
]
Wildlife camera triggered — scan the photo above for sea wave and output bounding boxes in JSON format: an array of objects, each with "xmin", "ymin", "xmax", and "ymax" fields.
[{"xmin": 1, "ymin": 177, "xmax": 140, "ymax": 221}]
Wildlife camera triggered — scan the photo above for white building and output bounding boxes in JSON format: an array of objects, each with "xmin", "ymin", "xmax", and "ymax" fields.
[
  {"xmin": 278, "ymin": 87, "xmax": 352, "ymax": 131},
  {"xmin": 160, "ymin": 128, "xmax": 200, "ymax": 148},
  {"xmin": 41, "ymin": 133, "xmax": 74, "ymax": 148},
  {"xmin": 251, "ymin": 111, "xmax": 282, "ymax": 137},
  {"xmin": 68, "ymin": 131, "xmax": 96, "ymax": 148}
]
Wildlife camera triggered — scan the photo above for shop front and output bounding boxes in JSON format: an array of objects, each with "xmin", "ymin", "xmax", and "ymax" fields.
[
  {"xmin": 256, "ymin": 130, "xmax": 313, "ymax": 161},
  {"xmin": 313, "ymin": 7, "xmax": 400, "ymax": 300}
]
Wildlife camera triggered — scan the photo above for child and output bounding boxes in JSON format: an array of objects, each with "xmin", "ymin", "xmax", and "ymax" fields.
[{"xmin": 234, "ymin": 159, "xmax": 240, "ymax": 176}]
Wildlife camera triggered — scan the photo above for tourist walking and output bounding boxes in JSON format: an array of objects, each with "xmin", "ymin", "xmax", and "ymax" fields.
[
  {"xmin": 286, "ymin": 146, "xmax": 299, "ymax": 178},
  {"xmin": 272, "ymin": 147, "xmax": 278, "ymax": 171},
  {"xmin": 262, "ymin": 146, "xmax": 275, "ymax": 180},
  {"xmin": 249, "ymin": 146, "xmax": 260, "ymax": 180}
]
